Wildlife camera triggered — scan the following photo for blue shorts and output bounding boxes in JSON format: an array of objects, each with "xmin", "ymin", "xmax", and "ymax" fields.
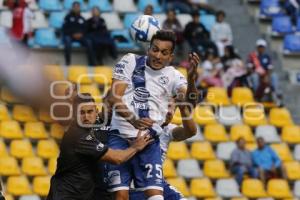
[
  {"xmin": 129, "ymin": 181, "xmax": 185, "ymax": 200},
  {"xmin": 106, "ymin": 131, "xmax": 164, "ymax": 192}
]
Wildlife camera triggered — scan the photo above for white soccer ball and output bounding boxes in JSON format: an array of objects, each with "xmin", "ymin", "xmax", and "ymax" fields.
[{"xmin": 130, "ymin": 15, "xmax": 161, "ymax": 42}]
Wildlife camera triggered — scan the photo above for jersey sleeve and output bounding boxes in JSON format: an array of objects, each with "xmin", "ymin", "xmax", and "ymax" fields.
[
  {"xmin": 75, "ymin": 134, "xmax": 108, "ymax": 159},
  {"xmin": 112, "ymin": 53, "xmax": 136, "ymax": 84},
  {"xmin": 172, "ymin": 69, "xmax": 187, "ymax": 96}
]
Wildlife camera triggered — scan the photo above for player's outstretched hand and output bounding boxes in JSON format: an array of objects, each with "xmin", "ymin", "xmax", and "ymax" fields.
[
  {"xmin": 130, "ymin": 130, "xmax": 153, "ymax": 151},
  {"xmin": 132, "ymin": 118, "xmax": 155, "ymax": 130},
  {"xmin": 187, "ymin": 52, "xmax": 200, "ymax": 81}
]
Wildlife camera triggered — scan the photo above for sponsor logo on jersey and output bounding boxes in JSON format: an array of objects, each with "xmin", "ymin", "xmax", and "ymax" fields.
[
  {"xmin": 115, "ymin": 63, "xmax": 125, "ymax": 74},
  {"xmin": 85, "ymin": 135, "xmax": 93, "ymax": 141}
]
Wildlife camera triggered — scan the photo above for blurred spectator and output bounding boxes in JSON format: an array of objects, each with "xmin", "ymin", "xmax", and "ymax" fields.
[
  {"xmin": 284, "ymin": 0, "xmax": 300, "ymax": 25},
  {"xmin": 230, "ymin": 138, "xmax": 258, "ymax": 186},
  {"xmin": 164, "ymin": 0, "xmax": 192, "ymax": 13},
  {"xmin": 184, "ymin": 11, "xmax": 218, "ymax": 58},
  {"xmin": 198, "ymin": 50, "xmax": 223, "ymax": 87},
  {"xmin": 10, "ymin": 0, "xmax": 34, "ymax": 43},
  {"xmin": 221, "ymin": 45, "xmax": 248, "ymax": 93},
  {"xmin": 144, "ymin": 4, "xmax": 153, "ymax": 16},
  {"xmin": 247, "ymin": 39, "xmax": 279, "ymax": 100},
  {"xmin": 211, "ymin": 10, "xmax": 233, "ymax": 56},
  {"xmin": 162, "ymin": 9, "xmax": 184, "ymax": 49},
  {"xmin": 62, "ymin": 1, "xmax": 96, "ymax": 66},
  {"xmin": 252, "ymin": 137, "xmax": 286, "ymax": 183},
  {"xmin": 87, "ymin": 7, "xmax": 117, "ymax": 65}
]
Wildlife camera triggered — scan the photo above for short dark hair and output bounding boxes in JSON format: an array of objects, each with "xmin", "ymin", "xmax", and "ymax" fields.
[
  {"xmin": 216, "ymin": 10, "xmax": 226, "ymax": 17},
  {"xmin": 73, "ymin": 93, "xmax": 95, "ymax": 110},
  {"xmin": 150, "ymin": 30, "xmax": 176, "ymax": 52},
  {"xmin": 72, "ymin": 1, "xmax": 80, "ymax": 7}
]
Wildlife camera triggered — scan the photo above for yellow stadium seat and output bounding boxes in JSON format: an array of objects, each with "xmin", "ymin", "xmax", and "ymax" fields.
[
  {"xmin": 284, "ymin": 161, "xmax": 300, "ymax": 180},
  {"xmin": 48, "ymin": 157, "xmax": 57, "ymax": 175},
  {"xmin": 0, "ymin": 103, "xmax": 10, "ymax": 121},
  {"xmin": 193, "ymin": 105, "xmax": 216, "ymax": 125},
  {"xmin": 242, "ymin": 179, "xmax": 267, "ymax": 198},
  {"xmin": 171, "ymin": 108, "xmax": 182, "ymax": 125},
  {"xmin": 38, "ymin": 109, "xmax": 54, "ymax": 123},
  {"xmin": 22, "ymin": 156, "xmax": 47, "ymax": 176},
  {"xmin": 245, "ymin": 143, "xmax": 257, "ymax": 151},
  {"xmin": 167, "ymin": 142, "xmax": 190, "ymax": 160},
  {"xmin": 190, "ymin": 178, "xmax": 216, "ymax": 198},
  {"xmin": 24, "ymin": 121, "xmax": 48, "ymax": 139},
  {"xmin": 203, "ymin": 160, "xmax": 230, "ymax": 179},
  {"xmin": 1, "ymin": 87, "xmax": 21, "ymax": 104},
  {"xmin": 10, "ymin": 139, "xmax": 34, "ymax": 159},
  {"xmin": 68, "ymin": 65, "xmax": 92, "ymax": 84},
  {"xmin": 12, "ymin": 105, "xmax": 37, "ymax": 122},
  {"xmin": 163, "ymin": 158, "xmax": 177, "ymax": 178},
  {"xmin": 0, "ymin": 140, "xmax": 8, "ymax": 157},
  {"xmin": 0, "ymin": 156, "xmax": 20, "ymax": 176},
  {"xmin": 7, "ymin": 176, "xmax": 32, "ymax": 195},
  {"xmin": 281, "ymin": 125, "xmax": 300, "ymax": 144},
  {"xmin": 177, "ymin": 67, "xmax": 187, "ymax": 78},
  {"xmin": 50, "ymin": 123, "xmax": 64, "ymax": 139},
  {"xmin": 243, "ymin": 104, "xmax": 267, "ymax": 126},
  {"xmin": 79, "ymin": 84, "xmax": 102, "ymax": 102},
  {"xmin": 230, "ymin": 124, "xmax": 255, "ymax": 142},
  {"xmin": 267, "ymin": 179, "xmax": 292, "ymax": 198},
  {"xmin": 43, "ymin": 65, "xmax": 65, "ymax": 81},
  {"xmin": 37, "ymin": 139, "xmax": 59, "ymax": 159},
  {"xmin": 271, "ymin": 143, "xmax": 293, "ymax": 162},
  {"xmin": 167, "ymin": 178, "xmax": 190, "ymax": 197},
  {"xmin": 204, "ymin": 198, "xmax": 222, "ymax": 200},
  {"xmin": 33, "ymin": 176, "xmax": 51, "ymax": 196},
  {"xmin": 94, "ymin": 66, "xmax": 113, "ymax": 85},
  {"xmin": 0, "ymin": 120, "xmax": 23, "ymax": 139},
  {"xmin": 191, "ymin": 141, "xmax": 216, "ymax": 160},
  {"xmin": 232, "ymin": 87, "xmax": 254, "ymax": 106},
  {"xmin": 231, "ymin": 198, "xmax": 248, "ymax": 200},
  {"xmin": 204, "ymin": 124, "xmax": 229, "ymax": 143},
  {"xmin": 206, "ymin": 87, "xmax": 230, "ymax": 106},
  {"xmin": 269, "ymin": 107, "xmax": 293, "ymax": 127}
]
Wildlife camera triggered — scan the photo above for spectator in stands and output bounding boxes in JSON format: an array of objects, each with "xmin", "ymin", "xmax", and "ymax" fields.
[
  {"xmin": 221, "ymin": 45, "xmax": 248, "ymax": 93},
  {"xmin": 252, "ymin": 137, "xmax": 286, "ymax": 183},
  {"xmin": 247, "ymin": 39, "xmax": 279, "ymax": 100},
  {"xmin": 198, "ymin": 50, "xmax": 223, "ymax": 87},
  {"xmin": 144, "ymin": 4, "xmax": 153, "ymax": 16},
  {"xmin": 10, "ymin": 0, "xmax": 34, "ymax": 43},
  {"xmin": 162, "ymin": 9, "xmax": 184, "ymax": 50},
  {"xmin": 184, "ymin": 11, "xmax": 218, "ymax": 58},
  {"xmin": 284, "ymin": 0, "xmax": 300, "ymax": 25},
  {"xmin": 164, "ymin": 0, "xmax": 192, "ymax": 13},
  {"xmin": 62, "ymin": 1, "xmax": 96, "ymax": 66},
  {"xmin": 230, "ymin": 138, "xmax": 258, "ymax": 186},
  {"xmin": 87, "ymin": 7, "xmax": 117, "ymax": 65},
  {"xmin": 211, "ymin": 10, "xmax": 233, "ymax": 56}
]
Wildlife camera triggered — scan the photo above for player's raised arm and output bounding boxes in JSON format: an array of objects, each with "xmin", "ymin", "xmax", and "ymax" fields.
[{"xmin": 172, "ymin": 52, "xmax": 200, "ymax": 141}]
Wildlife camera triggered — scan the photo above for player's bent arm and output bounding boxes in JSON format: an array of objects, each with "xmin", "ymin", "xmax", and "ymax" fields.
[
  {"xmin": 100, "ymin": 148, "xmax": 138, "ymax": 165},
  {"xmin": 108, "ymin": 79, "xmax": 137, "ymax": 124}
]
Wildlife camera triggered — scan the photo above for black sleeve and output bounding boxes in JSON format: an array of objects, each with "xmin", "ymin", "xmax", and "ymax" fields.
[
  {"xmin": 62, "ymin": 14, "xmax": 72, "ymax": 35},
  {"xmin": 75, "ymin": 134, "xmax": 108, "ymax": 159}
]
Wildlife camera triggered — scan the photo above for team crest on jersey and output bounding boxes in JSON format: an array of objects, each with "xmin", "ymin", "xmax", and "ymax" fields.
[
  {"xmin": 115, "ymin": 63, "xmax": 125, "ymax": 74},
  {"xmin": 159, "ymin": 76, "xmax": 169, "ymax": 85},
  {"xmin": 96, "ymin": 142, "xmax": 104, "ymax": 151}
]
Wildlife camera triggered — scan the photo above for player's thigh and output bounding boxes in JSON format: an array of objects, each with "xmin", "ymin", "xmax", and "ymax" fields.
[
  {"xmin": 106, "ymin": 132, "xmax": 132, "ymax": 191},
  {"xmin": 133, "ymin": 139, "xmax": 164, "ymax": 190},
  {"xmin": 129, "ymin": 190, "xmax": 146, "ymax": 200}
]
